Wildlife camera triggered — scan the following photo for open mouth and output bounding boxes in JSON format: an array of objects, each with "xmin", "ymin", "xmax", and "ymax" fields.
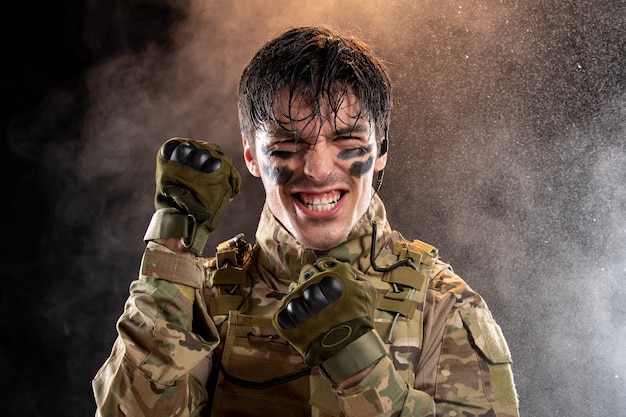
[{"xmin": 297, "ymin": 190, "xmax": 344, "ymax": 212}]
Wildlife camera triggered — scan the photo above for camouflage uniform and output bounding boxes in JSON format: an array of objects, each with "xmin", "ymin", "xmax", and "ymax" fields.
[{"xmin": 93, "ymin": 194, "xmax": 519, "ymax": 416}]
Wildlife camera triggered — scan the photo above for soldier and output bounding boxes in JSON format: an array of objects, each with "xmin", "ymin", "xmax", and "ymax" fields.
[{"xmin": 93, "ymin": 26, "xmax": 520, "ymax": 416}]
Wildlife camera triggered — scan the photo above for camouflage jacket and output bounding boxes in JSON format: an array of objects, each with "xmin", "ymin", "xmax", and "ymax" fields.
[{"xmin": 93, "ymin": 195, "xmax": 519, "ymax": 416}]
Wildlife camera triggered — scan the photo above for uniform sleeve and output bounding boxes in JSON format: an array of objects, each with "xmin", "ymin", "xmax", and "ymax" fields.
[
  {"xmin": 427, "ymin": 265, "xmax": 520, "ymax": 417},
  {"xmin": 334, "ymin": 308, "xmax": 519, "ymax": 417},
  {"xmin": 334, "ymin": 263, "xmax": 519, "ymax": 417},
  {"xmin": 92, "ymin": 242, "xmax": 220, "ymax": 417},
  {"xmin": 433, "ymin": 306, "xmax": 519, "ymax": 417},
  {"xmin": 335, "ymin": 354, "xmax": 436, "ymax": 417}
]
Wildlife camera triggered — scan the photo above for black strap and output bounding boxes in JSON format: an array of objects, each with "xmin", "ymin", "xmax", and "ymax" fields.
[{"xmin": 220, "ymin": 363, "xmax": 312, "ymax": 390}]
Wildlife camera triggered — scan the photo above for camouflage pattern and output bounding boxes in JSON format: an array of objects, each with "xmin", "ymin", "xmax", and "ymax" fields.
[
  {"xmin": 93, "ymin": 242, "xmax": 221, "ymax": 416},
  {"xmin": 93, "ymin": 194, "xmax": 519, "ymax": 416}
]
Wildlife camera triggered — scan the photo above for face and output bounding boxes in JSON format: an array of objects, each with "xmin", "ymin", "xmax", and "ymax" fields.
[{"xmin": 243, "ymin": 89, "xmax": 387, "ymax": 250}]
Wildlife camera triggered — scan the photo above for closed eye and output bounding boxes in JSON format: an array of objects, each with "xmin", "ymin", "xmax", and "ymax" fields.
[
  {"xmin": 264, "ymin": 140, "xmax": 301, "ymax": 159},
  {"xmin": 337, "ymin": 144, "xmax": 373, "ymax": 160}
]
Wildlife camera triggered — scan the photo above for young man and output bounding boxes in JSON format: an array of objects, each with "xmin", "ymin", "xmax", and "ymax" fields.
[{"xmin": 93, "ymin": 26, "xmax": 519, "ymax": 416}]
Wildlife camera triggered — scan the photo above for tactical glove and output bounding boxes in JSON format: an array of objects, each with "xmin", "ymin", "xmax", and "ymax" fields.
[
  {"xmin": 272, "ymin": 257, "xmax": 387, "ymax": 385},
  {"xmin": 143, "ymin": 137, "xmax": 241, "ymax": 255}
]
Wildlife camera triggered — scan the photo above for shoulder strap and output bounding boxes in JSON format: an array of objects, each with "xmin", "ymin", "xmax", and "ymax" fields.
[
  {"xmin": 376, "ymin": 239, "xmax": 437, "ymax": 318},
  {"xmin": 374, "ymin": 238, "xmax": 438, "ymax": 344},
  {"xmin": 369, "ymin": 238, "xmax": 440, "ymax": 385},
  {"xmin": 206, "ymin": 234, "xmax": 254, "ymax": 316}
]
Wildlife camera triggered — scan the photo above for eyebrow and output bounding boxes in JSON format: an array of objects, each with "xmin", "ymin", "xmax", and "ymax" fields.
[
  {"xmin": 265, "ymin": 121, "xmax": 370, "ymax": 140},
  {"xmin": 266, "ymin": 128, "xmax": 298, "ymax": 140},
  {"xmin": 334, "ymin": 123, "xmax": 370, "ymax": 137}
]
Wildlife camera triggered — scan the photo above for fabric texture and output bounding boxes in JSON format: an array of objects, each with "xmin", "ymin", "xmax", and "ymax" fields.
[{"xmin": 93, "ymin": 194, "xmax": 519, "ymax": 416}]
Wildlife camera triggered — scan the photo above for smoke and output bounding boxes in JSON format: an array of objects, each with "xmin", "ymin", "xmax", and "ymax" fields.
[{"xmin": 4, "ymin": 0, "xmax": 625, "ymax": 415}]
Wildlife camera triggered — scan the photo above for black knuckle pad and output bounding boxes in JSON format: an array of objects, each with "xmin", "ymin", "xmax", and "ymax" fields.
[
  {"xmin": 302, "ymin": 284, "xmax": 328, "ymax": 313},
  {"xmin": 188, "ymin": 149, "xmax": 211, "ymax": 170},
  {"xmin": 188, "ymin": 149, "xmax": 222, "ymax": 173},
  {"xmin": 318, "ymin": 276, "xmax": 342, "ymax": 303},
  {"xmin": 200, "ymin": 153, "xmax": 222, "ymax": 173},
  {"xmin": 277, "ymin": 309, "xmax": 297, "ymax": 330},
  {"xmin": 161, "ymin": 139, "xmax": 224, "ymax": 173},
  {"xmin": 161, "ymin": 139, "xmax": 182, "ymax": 159},
  {"xmin": 286, "ymin": 297, "xmax": 311, "ymax": 326},
  {"xmin": 170, "ymin": 142, "xmax": 195, "ymax": 164},
  {"xmin": 278, "ymin": 273, "xmax": 342, "ymax": 331}
]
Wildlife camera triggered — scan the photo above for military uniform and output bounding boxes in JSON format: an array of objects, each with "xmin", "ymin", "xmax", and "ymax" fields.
[{"xmin": 93, "ymin": 194, "xmax": 519, "ymax": 416}]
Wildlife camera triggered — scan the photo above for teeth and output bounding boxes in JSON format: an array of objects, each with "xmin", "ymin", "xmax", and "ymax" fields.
[{"xmin": 300, "ymin": 192, "xmax": 341, "ymax": 212}]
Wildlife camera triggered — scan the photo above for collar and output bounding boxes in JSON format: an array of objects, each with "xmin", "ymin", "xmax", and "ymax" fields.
[{"xmin": 253, "ymin": 193, "xmax": 394, "ymax": 282}]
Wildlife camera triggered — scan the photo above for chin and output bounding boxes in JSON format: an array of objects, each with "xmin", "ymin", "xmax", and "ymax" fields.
[{"xmin": 297, "ymin": 232, "xmax": 347, "ymax": 251}]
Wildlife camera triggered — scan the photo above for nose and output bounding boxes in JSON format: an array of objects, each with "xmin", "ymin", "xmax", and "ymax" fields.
[{"xmin": 302, "ymin": 142, "xmax": 333, "ymax": 181}]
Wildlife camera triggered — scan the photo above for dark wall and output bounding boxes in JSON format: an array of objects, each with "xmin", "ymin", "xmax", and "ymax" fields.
[{"xmin": 3, "ymin": 1, "xmax": 625, "ymax": 415}]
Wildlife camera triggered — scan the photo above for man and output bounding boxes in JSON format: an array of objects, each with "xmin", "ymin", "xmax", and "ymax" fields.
[{"xmin": 93, "ymin": 26, "xmax": 519, "ymax": 416}]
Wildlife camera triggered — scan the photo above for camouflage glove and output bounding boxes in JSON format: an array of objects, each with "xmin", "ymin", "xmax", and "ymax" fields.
[
  {"xmin": 272, "ymin": 257, "xmax": 387, "ymax": 386},
  {"xmin": 143, "ymin": 137, "xmax": 241, "ymax": 255}
]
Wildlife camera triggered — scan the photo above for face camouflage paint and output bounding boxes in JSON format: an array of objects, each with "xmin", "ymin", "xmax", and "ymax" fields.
[
  {"xmin": 243, "ymin": 88, "xmax": 387, "ymax": 250},
  {"xmin": 348, "ymin": 156, "xmax": 375, "ymax": 178},
  {"xmin": 337, "ymin": 145, "xmax": 373, "ymax": 161},
  {"xmin": 338, "ymin": 145, "xmax": 375, "ymax": 178},
  {"xmin": 261, "ymin": 162, "xmax": 294, "ymax": 186}
]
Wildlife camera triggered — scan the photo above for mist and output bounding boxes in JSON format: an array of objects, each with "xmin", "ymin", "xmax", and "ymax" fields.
[{"xmin": 3, "ymin": 0, "xmax": 625, "ymax": 415}]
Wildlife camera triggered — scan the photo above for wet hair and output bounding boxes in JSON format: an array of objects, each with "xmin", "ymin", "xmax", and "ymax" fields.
[{"xmin": 237, "ymin": 26, "xmax": 392, "ymax": 146}]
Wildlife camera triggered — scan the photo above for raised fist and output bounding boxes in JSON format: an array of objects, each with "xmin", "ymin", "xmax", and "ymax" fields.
[{"xmin": 144, "ymin": 137, "xmax": 241, "ymax": 255}]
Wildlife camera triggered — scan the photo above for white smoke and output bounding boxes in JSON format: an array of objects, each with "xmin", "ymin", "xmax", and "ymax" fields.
[{"xmin": 7, "ymin": 0, "xmax": 624, "ymax": 415}]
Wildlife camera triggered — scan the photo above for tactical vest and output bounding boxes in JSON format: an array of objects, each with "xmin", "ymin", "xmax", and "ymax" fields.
[{"xmin": 204, "ymin": 233, "xmax": 441, "ymax": 417}]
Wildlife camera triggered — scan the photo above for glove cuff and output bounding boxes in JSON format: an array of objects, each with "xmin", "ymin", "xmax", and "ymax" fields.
[
  {"xmin": 318, "ymin": 330, "xmax": 387, "ymax": 386},
  {"xmin": 144, "ymin": 208, "xmax": 210, "ymax": 256},
  {"xmin": 144, "ymin": 208, "xmax": 190, "ymax": 242}
]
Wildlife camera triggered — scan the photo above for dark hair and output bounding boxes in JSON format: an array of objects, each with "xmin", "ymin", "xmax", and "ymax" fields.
[{"xmin": 237, "ymin": 26, "xmax": 392, "ymax": 145}]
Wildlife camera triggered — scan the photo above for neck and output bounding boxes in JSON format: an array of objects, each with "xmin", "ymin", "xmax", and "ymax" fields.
[{"xmin": 254, "ymin": 194, "xmax": 392, "ymax": 281}]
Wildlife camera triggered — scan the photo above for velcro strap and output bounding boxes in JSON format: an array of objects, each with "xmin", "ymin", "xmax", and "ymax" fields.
[
  {"xmin": 318, "ymin": 330, "xmax": 386, "ymax": 385},
  {"xmin": 375, "ymin": 296, "xmax": 417, "ymax": 319},
  {"xmin": 381, "ymin": 265, "xmax": 426, "ymax": 290},
  {"xmin": 184, "ymin": 222, "xmax": 210, "ymax": 256},
  {"xmin": 209, "ymin": 294, "xmax": 246, "ymax": 316},
  {"xmin": 375, "ymin": 239, "xmax": 436, "ymax": 319},
  {"xmin": 211, "ymin": 267, "xmax": 247, "ymax": 286},
  {"xmin": 141, "ymin": 243, "xmax": 204, "ymax": 288},
  {"xmin": 143, "ymin": 208, "xmax": 189, "ymax": 242},
  {"xmin": 393, "ymin": 239, "xmax": 437, "ymax": 265}
]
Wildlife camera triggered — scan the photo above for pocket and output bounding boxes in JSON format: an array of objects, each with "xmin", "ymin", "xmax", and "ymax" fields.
[
  {"xmin": 211, "ymin": 311, "xmax": 312, "ymax": 416},
  {"xmin": 460, "ymin": 308, "xmax": 512, "ymax": 364},
  {"xmin": 459, "ymin": 308, "xmax": 519, "ymax": 412}
]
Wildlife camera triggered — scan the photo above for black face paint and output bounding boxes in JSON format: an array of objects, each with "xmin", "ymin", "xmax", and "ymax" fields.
[
  {"xmin": 261, "ymin": 140, "xmax": 302, "ymax": 161},
  {"xmin": 337, "ymin": 145, "xmax": 372, "ymax": 161},
  {"xmin": 348, "ymin": 156, "xmax": 374, "ymax": 178},
  {"xmin": 338, "ymin": 145, "xmax": 375, "ymax": 178},
  {"xmin": 261, "ymin": 162, "xmax": 294, "ymax": 185}
]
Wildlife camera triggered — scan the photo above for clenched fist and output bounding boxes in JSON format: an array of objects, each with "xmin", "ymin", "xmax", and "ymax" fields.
[
  {"xmin": 273, "ymin": 257, "xmax": 387, "ymax": 385},
  {"xmin": 144, "ymin": 137, "xmax": 241, "ymax": 255}
]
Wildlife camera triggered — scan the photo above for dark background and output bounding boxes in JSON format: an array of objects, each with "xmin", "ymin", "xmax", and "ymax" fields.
[{"xmin": 3, "ymin": 0, "xmax": 625, "ymax": 416}]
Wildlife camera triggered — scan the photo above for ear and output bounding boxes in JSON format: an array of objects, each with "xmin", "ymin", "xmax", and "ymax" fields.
[
  {"xmin": 374, "ymin": 148, "xmax": 388, "ymax": 172},
  {"xmin": 242, "ymin": 137, "xmax": 261, "ymax": 177}
]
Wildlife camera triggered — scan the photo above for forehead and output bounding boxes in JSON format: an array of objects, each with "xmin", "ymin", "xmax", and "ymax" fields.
[{"xmin": 264, "ymin": 86, "xmax": 371, "ymax": 136}]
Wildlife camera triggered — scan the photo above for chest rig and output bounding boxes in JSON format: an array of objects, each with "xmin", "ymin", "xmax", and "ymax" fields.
[{"xmin": 203, "ymin": 228, "xmax": 439, "ymax": 417}]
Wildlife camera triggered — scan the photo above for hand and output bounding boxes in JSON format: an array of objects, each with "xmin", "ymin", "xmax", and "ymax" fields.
[
  {"xmin": 272, "ymin": 257, "xmax": 387, "ymax": 385},
  {"xmin": 144, "ymin": 137, "xmax": 241, "ymax": 255}
]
